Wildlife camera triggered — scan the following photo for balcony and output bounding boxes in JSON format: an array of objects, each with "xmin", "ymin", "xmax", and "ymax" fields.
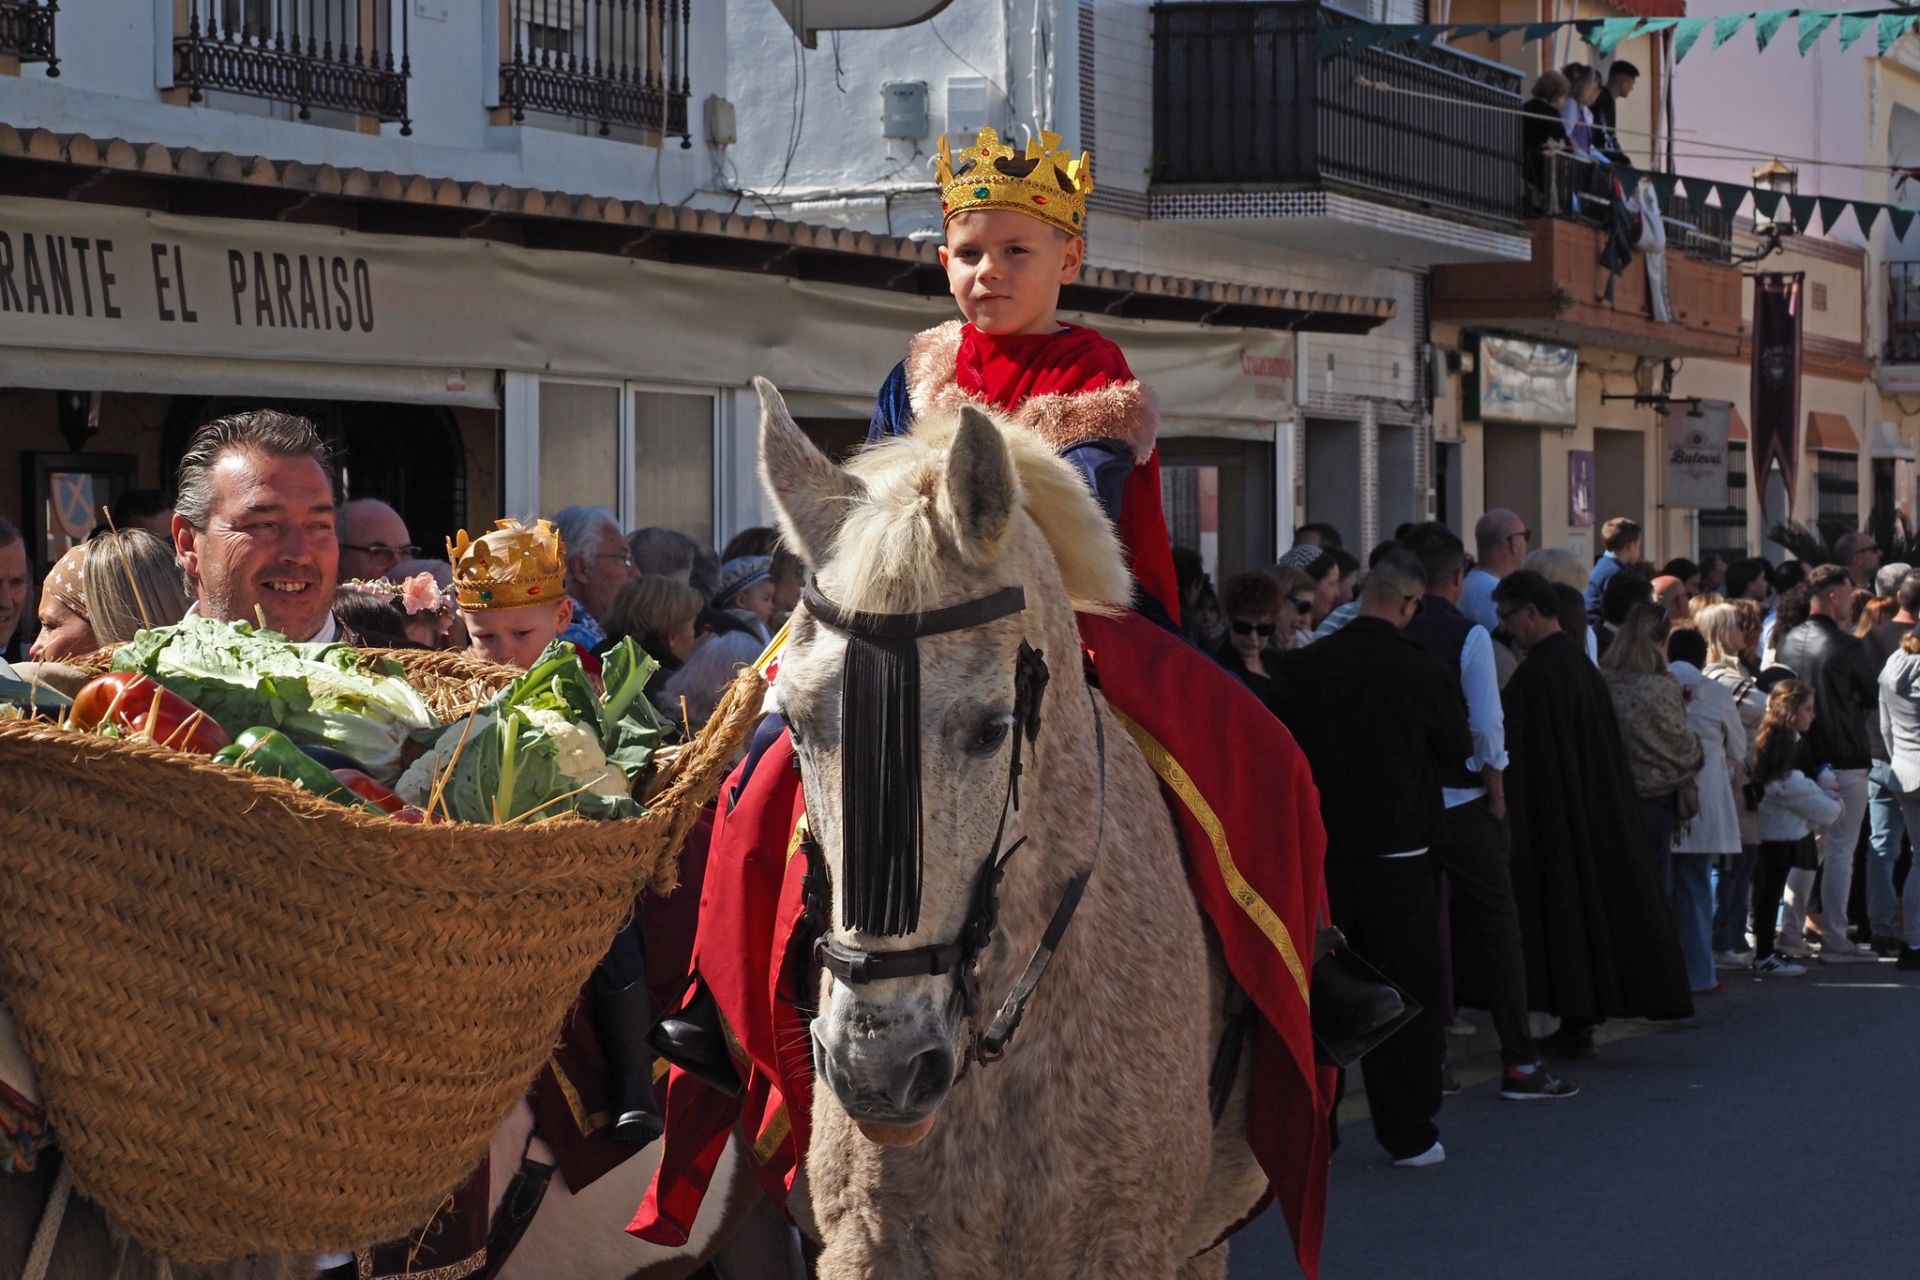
[
  {"xmin": 1150, "ymin": 2, "xmax": 1531, "ymax": 265},
  {"xmin": 0, "ymin": 0, "xmax": 57, "ymax": 75},
  {"xmin": 1887, "ymin": 262, "xmax": 1920, "ymax": 364},
  {"xmin": 175, "ymin": 0, "xmax": 410, "ymax": 134},
  {"xmin": 497, "ymin": 0, "xmax": 691, "ymax": 143},
  {"xmin": 1431, "ymin": 161, "xmax": 1746, "ymax": 359}
]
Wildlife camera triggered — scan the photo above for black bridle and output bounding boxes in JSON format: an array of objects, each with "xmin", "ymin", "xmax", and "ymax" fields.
[{"xmin": 797, "ymin": 581, "xmax": 1106, "ymax": 1065}]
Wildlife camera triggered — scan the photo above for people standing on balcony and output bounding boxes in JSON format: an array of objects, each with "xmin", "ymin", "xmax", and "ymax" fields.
[
  {"xmin": 1558, "ymin": 65, "xmax": 1607, "ymax": 165},
  {"xmin": 1585, "ymin": 516, "xmax": 1643, "ymax": 621},
  {"xmin": 1464, "ymin": 509, "xmax": 1529, "ymax": 633},
  {"xmin": 1591, "ymin": 61, "xmax": 1639, "ymax": 167},
  {"xmin": 1520, "ymin": 70, "xmax": 1571, "ymax": 211}
]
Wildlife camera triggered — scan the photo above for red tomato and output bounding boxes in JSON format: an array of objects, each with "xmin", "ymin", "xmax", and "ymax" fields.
[{"xmin": 70, "ymin": 672, "xmax": 230, "ymax": 755}]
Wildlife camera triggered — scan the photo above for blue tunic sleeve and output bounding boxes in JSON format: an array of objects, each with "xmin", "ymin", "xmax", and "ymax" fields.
[
  {"xmin": 1061, "ymin": 438, "xmax": 1132, "ymax": 524},
  {"xmin": 868, "ymin": 360, "xmax": 914, "ymax": 443}
]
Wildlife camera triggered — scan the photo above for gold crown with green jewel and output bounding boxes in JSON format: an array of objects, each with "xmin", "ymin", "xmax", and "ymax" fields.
[{"xmin": 936, "ymin": 127, "xmax": 1093, "ymax": 237}]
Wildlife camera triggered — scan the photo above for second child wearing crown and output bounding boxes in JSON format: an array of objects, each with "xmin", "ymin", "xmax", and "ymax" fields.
[{"xmin": 869, "ymin": 128, "xmax": 1180, "ymax": 621}]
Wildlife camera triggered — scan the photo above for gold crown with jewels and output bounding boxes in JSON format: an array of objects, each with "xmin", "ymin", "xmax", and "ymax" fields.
[
  {"xmin": 448, "ymin": 518, "xmax": 568, "ymax": 611},
  {"xmin": 936, "ymin": 127, "xmax": 1093, "ymax": 237}
]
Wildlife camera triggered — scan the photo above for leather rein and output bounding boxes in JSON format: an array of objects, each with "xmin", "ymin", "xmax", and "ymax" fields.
[{"xmin": 797, "ymin": 582, "xmax": 1107, "ymax": 1067}]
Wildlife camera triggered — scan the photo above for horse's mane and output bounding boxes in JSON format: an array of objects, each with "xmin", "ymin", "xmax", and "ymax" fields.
[{"xmin": 825, "ymin": 409, "xmax": 1133, "ymax": 617}]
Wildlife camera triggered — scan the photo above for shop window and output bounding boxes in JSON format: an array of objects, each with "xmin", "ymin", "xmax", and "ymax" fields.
[
  {"xmin": 631, "ymin": 388, "xmax": 714, "ymax": 551},
  {"xmin": 539, "ymin": 382, "xmax": 621, "ymax": 518},
  {"xmin": 1698, "ymin": 442, "xmax": 1750, "ymax": 563},
  {"xmin": 1813, "ymin": 449, "xmax": 1860, "ymax": 546}
]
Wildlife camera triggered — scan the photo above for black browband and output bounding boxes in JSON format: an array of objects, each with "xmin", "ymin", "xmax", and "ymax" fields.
[{"xmin": 798, "ymin": 580, "xmax": 1106, "ymax": 1066}]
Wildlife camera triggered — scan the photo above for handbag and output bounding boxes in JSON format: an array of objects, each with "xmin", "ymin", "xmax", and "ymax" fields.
[
  {"xmin": 1310, "ymin": 925, "xmax": 1422, "ymax": 1068},
  {"xmin": 1673, "ymin": 777, "xmax": 1701, "ymax": 825}
]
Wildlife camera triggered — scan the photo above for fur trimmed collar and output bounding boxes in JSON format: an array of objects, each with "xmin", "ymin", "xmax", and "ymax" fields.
[{"xmin": 903, "ymin": 320, "xmax": 1157, "ymax": 463}]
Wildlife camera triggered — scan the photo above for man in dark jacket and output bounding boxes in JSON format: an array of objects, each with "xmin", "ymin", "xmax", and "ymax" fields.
[
  {"xmin": 1590, "ymin": 60, "xmax": 1638, "ymax": 166},
  {"xmin": 1773, "ymin": 565, "xmax": 1879, "ymax": 960},
  {"xmin": 1402, "ymin": 526, "xmax": 1575, "ymax": 1101},
  {"xmin": 1271, "ymin": 550, "xmax": 1473, "ymax": 1167}
]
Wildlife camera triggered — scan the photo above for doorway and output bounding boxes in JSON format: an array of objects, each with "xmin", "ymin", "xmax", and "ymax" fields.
[
  {"xmin": 1377, "ymin": 422, "xmax": 1419, "ymax": 538},
  {"xmin": 1303, "ymin": 418, "xmax": 1363, "ymax": 546},
  {"xmin": 1593, "ymin": 427, "xmax": 1646, "ymax": 539},
  {"xmin": 1481, "ymin": 424, "xmax": 1542, "ymax": 546},
  {"xmin": 1159, "ymin": 437, "xmax": 1276, "ymax": 583}
]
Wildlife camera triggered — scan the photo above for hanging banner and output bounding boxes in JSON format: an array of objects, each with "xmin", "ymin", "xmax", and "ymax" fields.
[
  {"xmin": 1751, "ymin": 273, "xmax": 1805, "ymax": 514},
  {"xmin": 1664, "ymin": 400, "xmax": 1732, "ymax": 510},
  {"xmin": 1316, "ymin": 6, "xmax": 1920, "ymax": 60},
  {"xmin": 1568, "ymin": 450, "xmax": 1596, "ymax": 528}
]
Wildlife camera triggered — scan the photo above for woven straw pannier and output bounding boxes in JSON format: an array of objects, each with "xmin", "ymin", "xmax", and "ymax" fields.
[{"xmin": 0, "ymin": 656, "xmax": 766, "ymax": 1264}]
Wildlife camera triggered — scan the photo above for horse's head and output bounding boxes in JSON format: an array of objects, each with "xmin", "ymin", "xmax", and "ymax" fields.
[{"xmin": 754, "ymin": 377, "xmax": 1130, "ymax": 1145}]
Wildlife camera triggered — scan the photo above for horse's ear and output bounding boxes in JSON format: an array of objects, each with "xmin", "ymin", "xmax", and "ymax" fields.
[
  {"xmin": 756, "ymin": 376, "xmax": 864, "ymax": 567},
  {"xmin": 943, "ymin": 404, "xmax": 1018, "ymax": 565}
]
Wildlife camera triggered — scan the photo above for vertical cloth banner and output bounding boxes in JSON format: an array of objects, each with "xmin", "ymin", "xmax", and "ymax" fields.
[
  {"xmin": 1750, "ymin": 273, "xmax": 1804, "ymax": 514},
  {"xmin": 1663, "ymin": 401, "xmax": 1732, "ymax": 510}
]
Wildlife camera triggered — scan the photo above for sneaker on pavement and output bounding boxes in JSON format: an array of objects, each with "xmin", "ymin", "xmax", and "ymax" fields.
[
  {"xmin": 1714, "ymin": 949, "xmax": 1755, "ymax": 970},
  {"xmin": 1819, "ymin": 945, "xmax": 1879, "ymax": 964},
  {"xmin": 1898, "ymin": 946, "xmax": 1920, "ymax": 971},
  {"xmin": 1500, "ymin": 1067, "xmax": 1578, "ymax": 1101},
  {"xmin": 1776, "ymin": 938, "xmax": 1816, "ymax": 960},
  {"xmin": 1392, "ymin": 1142, "xmax": 1446, "ymax": 1168},
  {"xmin": 1870, "ymin": 934, "xmax": 1902, "ymax": 957},
  {"xmin": 1443, "ymin": 1017, "xmax": 1477, "ymax": 1037},
  {"xmin": 1751, "ymin": 954, "xmax": 1807, "ymax": 978}
]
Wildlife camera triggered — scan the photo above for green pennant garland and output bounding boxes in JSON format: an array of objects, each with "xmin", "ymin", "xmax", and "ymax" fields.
[
  {"xmin": 1752, "ymin": 188, "xmax": 1785, "ymax": 221},
  {"xmin": 1713, "ymin": 13, "xmax": 1748, "ymax": 47},
  {"xmin": 1889, "ymin": 206, "xmax": 1916, "ymax": 242},
  {"xmin": 1787, "ymin": 193, "xmax": 1820, "ymax": 232},
  {"xmin": 1593, "ymin": 17, "xmax": 1642, "ymax": 56},
  {"xmin": 1817, "ymin": 195, "xmax": 1850, "ymax": 234},
  {"xmin": 1839, "ymin": 13, "xmax": 1874, "ymax": 51},
  {"xmin": 1856, "ymin": 202, "xmax": 1882, "ymax": 236},
  {"xmin": 1880, "ymin": 13, "xmax": 1912, "ymax": 55},
  {"xmin": 1649, "ymin": 173, "xmax": 1680, "ymax": 206},
  {"xmin": 1752, "ymin": 9, "xmax": 1791, "ymax": 52},
  {"xmin": 1797, "ymin": 11, "xmax": 1836, "ymax": 53},
  {"xmin": 1672, "ymin": 17, "xmax": 1710, "ymax": 62},
  {"xmin": 1714, "ymin": 183, "xmax": 1749, "ymax": 218},
  {"xmin": 1676, "ymin": 175, "xmax": 1710, "ymax": 212}
]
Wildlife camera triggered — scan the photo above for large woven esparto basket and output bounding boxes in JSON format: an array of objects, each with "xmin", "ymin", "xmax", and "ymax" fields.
[{"xmin": 0, "ymin": 658, "xmax": 766, "ymax": 1264}]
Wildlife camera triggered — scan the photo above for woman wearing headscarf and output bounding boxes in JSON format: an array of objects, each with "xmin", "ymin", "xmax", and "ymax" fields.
[{"xmin": 27, "ymin": 544, "xmax": 94, "ymax": 662}]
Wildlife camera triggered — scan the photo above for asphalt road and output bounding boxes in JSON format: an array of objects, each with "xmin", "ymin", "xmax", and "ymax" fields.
[{"xmin": 1226, "ymin": 959, "xmax": 1920, "ymax": 1280}]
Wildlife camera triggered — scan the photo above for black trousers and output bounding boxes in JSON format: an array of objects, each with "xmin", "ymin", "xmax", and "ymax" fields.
[
  {"xmin": 1431, "ymin": 796, "xmax": 1538, "ymax": 1067},
  {"xmin": 1752, "ymin": 840, "xmax": 1801, "ymax": 959},
  {"xmin": 1325, "ymin": 851, "xmax": 1444, "ymax": 1160}
]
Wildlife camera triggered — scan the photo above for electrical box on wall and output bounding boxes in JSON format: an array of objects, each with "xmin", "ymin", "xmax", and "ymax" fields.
[
  {"xmin": 704, "ymin": 96, "xmax": 738, "ymax": 146},
  {"xmin": 945, "ymin": 76, "xmax": 1001, "ymax": 138},
  {"xmin": 882, "ymin": 81, "xmax": 930, "ymax": 139}
]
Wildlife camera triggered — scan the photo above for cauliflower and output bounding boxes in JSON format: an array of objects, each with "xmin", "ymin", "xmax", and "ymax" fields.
[{"xmin": 522, "ymin": 706, "xmax": 632, "ymax": 799}]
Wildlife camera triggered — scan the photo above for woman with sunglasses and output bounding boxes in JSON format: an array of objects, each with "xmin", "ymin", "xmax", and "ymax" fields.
[{"xmin": 1215, "ymin": 570, "xmax": 1288, "ymax": 705}]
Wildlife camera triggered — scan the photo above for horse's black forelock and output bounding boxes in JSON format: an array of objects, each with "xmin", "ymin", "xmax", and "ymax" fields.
[{"xmin": 838, "ymin": 630, "xmax": 924, "ymax": 937}]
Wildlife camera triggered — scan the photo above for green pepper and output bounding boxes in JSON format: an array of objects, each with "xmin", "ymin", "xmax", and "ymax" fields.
[{"xmin": 214, "ymin": 726, "xmax": 388, "ymax": 815}]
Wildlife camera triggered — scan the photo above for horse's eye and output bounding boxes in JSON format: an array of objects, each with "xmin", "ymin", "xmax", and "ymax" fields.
[{"xmin": 968, "ymin": 717, "xmax": 1011, "ymax": 756}]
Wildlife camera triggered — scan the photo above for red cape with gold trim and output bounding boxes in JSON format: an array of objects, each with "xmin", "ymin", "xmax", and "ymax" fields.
[{"xmin": 631, "ymin": 610, "xmax": 1332, "ymax": 1276}]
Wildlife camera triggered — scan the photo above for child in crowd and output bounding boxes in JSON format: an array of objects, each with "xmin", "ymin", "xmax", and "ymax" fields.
[
  {"xmin": 450, "ymin": 518, "xmax": 574, "ymax": 669},
  {"xmin": 1747, "ymin": 680, "xmax": 1843, "ymax": 978}
]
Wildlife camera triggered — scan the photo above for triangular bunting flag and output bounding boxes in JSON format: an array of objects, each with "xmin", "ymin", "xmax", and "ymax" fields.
[
  {"xmin": 1673, "ymin": 17, "xmax": 1710, "ymax": 62},
  {"xmin": 1483, "ymin": 23, "xmax": 1526, "ymax": 41},
  {"xmin": 1797, "ymin": 11, "xmax": 1836, "ymax": 54},
  {"xmin": 1713, "ymin": 13, "xmax": 1747, "ymax": 47},
  {"xmin": 1593, "ymin": 17, "xmax": 1642, "ymax": 56},
  {"xmin": 1451, "ymin": 24, "xmax": 1490, "ymax": 41},
  {"xmin": 1676, "ymin": 175, "xmax": 1712, "ymax": 211},
  {"xmin": 1889, "ymin": 205, "xmax": 1916, "ymax": 242},
  {"xmin": 1880, "ymin": 13, "xmax": 1911, "ymax": 56},
  {"xmin": 1753, "ymin": 9, "xmax": 1791, "ymax": 53},
  {"xmin": 1650, "ymin": 172, "xmax": 1680, "ymax": 206},
  {"xmin": 1839, "ymin": 14, "xmax": 1874, "ymax": 52},
  {"xmin": 1753, "ymin": 188, "xmax": 1785, "ymax": 221},
  {"xmin": 1522, "ymin": 22, "xmax": 1561, "ymax": 43},
  {"xmin": 1787, "ymin": 193, "xmax": 1819, "ymax": 231},
  {"xmin": 1818, "ymin": 195, "xmax": 1850, "ymax": 234},
  {"xmin": 1855, "ymin": 201, "xmax": 1882, "ymax": 236},
  {"xmin": 1636, "ymin": 18, "xmax": 1681, "ymax": 39},
  {"xmin": 1715, "ymin": 183, "xmax": 1749, "ymax": 218}
]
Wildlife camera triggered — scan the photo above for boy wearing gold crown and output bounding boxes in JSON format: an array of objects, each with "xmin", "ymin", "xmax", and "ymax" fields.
[
  {"xmin": 868, "ymin": 127, "xmax": 1180, "ymax": 621},
  {"xmin": 447, "ymin": 517, "xmax": 665, "ymax": 1151},
  {"xmin": 449, "ymin": 518, "xmax": 575, "ymax": 670}
]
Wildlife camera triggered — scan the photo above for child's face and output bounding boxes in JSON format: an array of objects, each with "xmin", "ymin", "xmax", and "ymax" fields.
[
  {"xmin": 732, "ymin": 579, "xmax": 777, "ymax": 624},
  {"xmin": 465, "ymin": 598, "xmax": 572, "ymax": 670},
  {"xmin": 940, "ymin": 210, "xmax": 1084, "ymax": 337}
]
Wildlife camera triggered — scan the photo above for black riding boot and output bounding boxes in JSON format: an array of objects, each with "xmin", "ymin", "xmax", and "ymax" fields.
[
  {"xmin": 649, "ymin": 977, "xmax": 744, "ymax": 1097},
  {"xmin": 591, "ymin": 945, "xmax": 665, "ymax": 1147}
]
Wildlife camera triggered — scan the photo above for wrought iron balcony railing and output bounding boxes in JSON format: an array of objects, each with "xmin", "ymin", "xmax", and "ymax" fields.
[
  {"xmin": 0, "ymin": 0, "xmax": 57, "ymax": 74},
  {"xmin": 175, "ymin": 0, "xmax": 410, "ymax": 134},
  {"xmin": 498, "ymin": 0, "xmax": 691, "ymax": 143},
  {"xmin": 1152, "ymin": 2, "xmax": 1525, "ymax": 226},
  {"xmin": 1887, "ymin": 262, "xmax": 1920, "ymax": 364}
]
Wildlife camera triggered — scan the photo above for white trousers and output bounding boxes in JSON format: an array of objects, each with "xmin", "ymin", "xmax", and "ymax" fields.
[{"xmin": 1781, "ymin": 767, "xmax": 1869, "ymax": 946}]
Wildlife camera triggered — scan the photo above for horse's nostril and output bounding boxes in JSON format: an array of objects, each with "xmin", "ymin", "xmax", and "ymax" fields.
[{"xmin": 892, "ymin": 1043, "xmax": 955, "ymax": 1110}]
